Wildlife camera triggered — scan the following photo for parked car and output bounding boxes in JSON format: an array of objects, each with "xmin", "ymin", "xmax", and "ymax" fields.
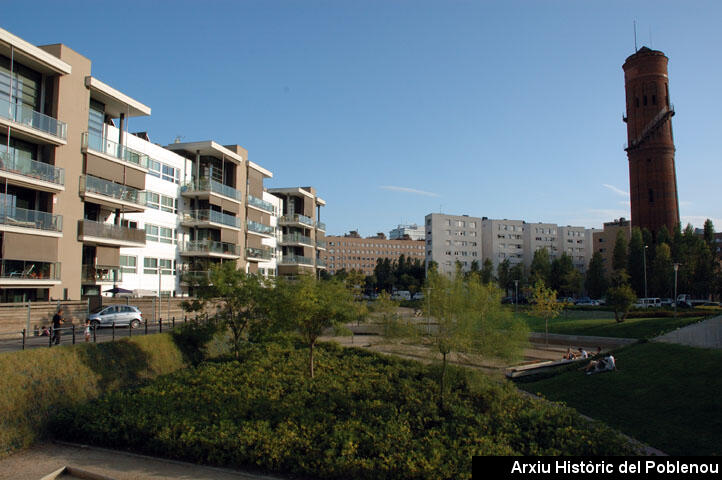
[
  {"xmin": 391, "ymin": 290, "xmax": 411, "ymax": 301},
  {"xmin": 412, "ymin": 292, "xmax": 424, "ymax": 300},
  {"xmin": 575, "ymin": 297, "xmax": 597, "ymax": 306},
  {"xmin": 633, "ymin": 298, "xmax": 662, "ymax": 308},
  {"xmin": 88, "ymin": 305, "xmax": 143, "ymax": 328},
  {"xmin": 660, "ymin": 298, "xmax": 674, "ymax": 307}
]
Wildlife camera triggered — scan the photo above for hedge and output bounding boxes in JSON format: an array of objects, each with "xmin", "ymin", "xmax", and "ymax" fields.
[{"xmin": 0, "ymin": 334, "xmax": 187, "ymax": 457}]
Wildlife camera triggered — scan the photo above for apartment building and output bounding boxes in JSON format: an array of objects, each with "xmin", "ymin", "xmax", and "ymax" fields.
[
  {"xmin": 593, "ymin": 218, "xmax": 631, "ymax": 274},
  {"xmin": 321, "ymin": 231, "xmax": 425, "ymax": 276},
  {"xmin": 424, "ymin": 213, "xmax": 483, "ymax": 276},
  {"xmin": 389, "ymin": 224, "xmax": 425, "ymax": 241},
  {"xmin": 268, "ymin": 186, "xmax": 326, "ymax": 277},
  {"xmin": 482, "ymin": 218, "xmax": 526, "ymax": 271}
]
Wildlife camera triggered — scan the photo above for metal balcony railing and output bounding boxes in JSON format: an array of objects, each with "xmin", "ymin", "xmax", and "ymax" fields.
[
  {"xmin": 247, "ymin": 219, "xmax": 275, "ymax": 235},
  {"xmin": 0, "ymin": 149, "xmax": 65, "ymax": 186},
  {"xmin": 278, "ymin": 255, "xmax": 314, "ymax": 266},
  {"xmin": 82, "ymin": 132, "xmax": 149, "ymax": 169},
  {"xmin": 0, "ymin": 206, "xmax": 62, "ymax": 232},
  {"xmin": 247, "ymin": 194, "xmax": 275, "ymax": 213},
  {"xmin": 246, "ymin": 247, "xmax": 274, "ymax": 260},
  {"xmin": 181, "ymin": 210, "xmax": 241, "ymax": 229},
  {"xmin": 181, "ymin": 178, "xmax": 242, "ymax": 202},
  {"xmin": 0, "ymin": 97, "xmax": 67, "ymax": 140},
  {"xmin": 180, "ymin": 240, "xmax": 241, "ymax": 257},
  {"xmin": 78, "ymin": 220, "xmax": 146, "ymax": 244},
  {"xmin": 80, "ymin": 175, "xmax": 147, "ymax": 207}
]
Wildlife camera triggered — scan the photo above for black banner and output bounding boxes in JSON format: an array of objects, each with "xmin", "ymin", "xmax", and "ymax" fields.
[{"xmin": 473, "ymin": 457, "xmax": 721, "ymax": 479}]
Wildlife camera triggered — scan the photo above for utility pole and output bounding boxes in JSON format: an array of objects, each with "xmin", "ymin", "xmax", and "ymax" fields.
[
  {"xmin": 643, "ymin": 245, "xmax": 648, "ymax": 299},
  {"xmin": 673, "ymin": 263, "xmax": 680, "ymax": 318}
]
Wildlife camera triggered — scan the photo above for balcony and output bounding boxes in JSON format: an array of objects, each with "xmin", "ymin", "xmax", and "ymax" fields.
[
  {"xmin": 80, "ymin": 175, "xmax": 146, "ymax": 212},
  {"xmin": 247, "ymin": 194, "xmax": 275, "ymax": 214},
  {"xmin": 316, "ymin": 221, "xmax": 326, "ymax": 231},
  {"xmin": 280, "ymin": 233, "xmax": 313, "ymax": 246},
  {"xmin": 0, "ymin": 206, "xmax": 62, "ymax": 235},
  {"xmin": 278, "ymin": 255, "xmax": 314, "ymax": 266},
  {"xmin": 247, "ymin": 219, "xmax": 275, "ymax": 236},
  {"xmin": 316, "ymin": 258, "xmax": 327, "ymax": 268},
  {"xmin": 181, "ymin": 178, "xmax": 242, "ymax": 203},
  {"xmin": 316, "ymin": 240, "xmax": 327, "ymax": 250},
  {"xmin": 0, "ymin": 150, "xmax": 65, "ymax": 191},
  {"xmin": 81, "ymin": 265, "xmax": 122, "ymax": 284},
  {"xmin": 246, "ymin": 247, "xmax": 274, "ymax": 262},
  {"xmin": 82, "ymin": 132, "xmax": 148, "ymax": 171},
  {"xmin": 279, "ymin": 213, "xmax": 314, "ymax": 228},
  {"xmin": 0, "ymin": 97, "xmax": 67, "ymax": 144},
  {"xmin": 178, "ymin": 270, "xmax": 211, "ymax": 285},
  {"xmin": 180, "ymin": 209, "xmax": 241, "ymax": 229},
  {"xmin": 0, "ymin": 259, "xmax": 61, "ymax": 286},
  {"xmin": 179, "ymin": 240, "xmax": 241, "ymax": 258},
  {"xmin": 78, "ymin": 219, "xmax": 146, "ymax": 247}
]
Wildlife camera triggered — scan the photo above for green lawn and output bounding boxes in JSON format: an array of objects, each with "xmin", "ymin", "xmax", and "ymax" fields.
[
  {"xmin": 516, "ymin": 342, "xmax": 722, "ymax": 456},
  {"xmin": 520, "ymin": 310, "xmax": 705, "ymax": 339}
]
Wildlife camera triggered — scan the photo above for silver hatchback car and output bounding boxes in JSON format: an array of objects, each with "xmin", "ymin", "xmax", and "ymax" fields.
[{"xmin": 88, "ymin": 305, "xmax": 143, "ymax": 328}]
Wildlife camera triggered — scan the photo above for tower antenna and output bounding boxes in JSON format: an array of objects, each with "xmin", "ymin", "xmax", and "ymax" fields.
[{"xmin": 633, "ymin": 20, "xmax": 638, "ymax": 52}]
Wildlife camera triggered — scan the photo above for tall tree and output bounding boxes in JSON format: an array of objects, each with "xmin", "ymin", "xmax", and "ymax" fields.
[
  {"xmin": 585, "ymin": 252, "xmax": 608, "ymax": 298},
  {"xmin": 607, "ymin": 270, "xmax": 636, "ymax": 323},
  {"xmin": 496, "ymin": 258, "xmax": 512, "ymax": 294},
  {"xmin": 612, "ymin": 229, "xmax": 628, "ymax": 272},
  {"xmin": 530, "ymin": 280, "xmax": 563, "ymax": 347},
  {"xmin": 529, "ymin": 248, "xmax": 551, "ymax": 286},
  {"xmin": 481, "ymin": 258, "xmax": 494, "ymax": 284},
  {"xmin": 627, "ymin": 227, "xmax": 646, "ymax": 297},
  {"xmin": 650, "ymin": 243, "xmax": 673, "ymax": 298},
  {"xmin": 550, "ymin": 253, "xmax": 574, "ymax": 293},
  {"xmin": 703, "ymin": 219, "xmax": 716, "ymax": 259}
]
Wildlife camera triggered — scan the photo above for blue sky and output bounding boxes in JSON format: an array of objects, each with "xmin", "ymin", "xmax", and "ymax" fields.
[{"xmin": 4, "ymin": 0, "xmax": 721, "ymax": 236}]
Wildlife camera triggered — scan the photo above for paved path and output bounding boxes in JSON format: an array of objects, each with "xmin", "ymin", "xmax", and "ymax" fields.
[
  {"xmin": 0, "ymin": 442, "xmax": 291, "ymax": 480},
  {"xmin": 652, "ymin": 315, "xmax": 722, "ymax": 349}
]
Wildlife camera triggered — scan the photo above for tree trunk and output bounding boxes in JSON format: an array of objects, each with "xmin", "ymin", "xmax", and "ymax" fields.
[
  {"xmin": 309, "ymin": 341, "xmax": 315, "ymax": 378},
  {"xmin": 440, "ymin": 351, "xmax": 447, "ymax": 411}
]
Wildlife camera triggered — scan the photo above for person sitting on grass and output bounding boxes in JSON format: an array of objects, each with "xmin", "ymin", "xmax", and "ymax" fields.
[
  {"xmin": 578, "ymin": 347, "xmax": 588, "ymax": 359},
  {"xmin": 563, "ymin": 346, "xmax": 576, "ymax": 360},
  {"xmin": 585, "ymin": 354, "xmax": 616, "ymax": 375}
]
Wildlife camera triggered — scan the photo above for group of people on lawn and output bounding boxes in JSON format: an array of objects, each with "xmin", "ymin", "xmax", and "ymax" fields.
[{"xmin": 562, "ymin": 346, "xmax": 616, "ymax": 375}]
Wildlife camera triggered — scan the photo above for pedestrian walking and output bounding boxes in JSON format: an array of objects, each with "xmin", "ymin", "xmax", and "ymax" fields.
[
  {"xmin": 84, "ymin": 318, "xmax": 91, "ymax": 342},
  {"xmin": 51, "ymin": 307, "xmax": 64, "ymax": 345}
]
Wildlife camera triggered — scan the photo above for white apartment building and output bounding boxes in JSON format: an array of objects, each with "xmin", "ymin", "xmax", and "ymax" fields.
[
  {"xmin": 424, "ymin": 213, "xmax": 483, "ymax": 276},
  {"xmin": 558, "ymin": 225, "xmax": 589, "ymax": 272},
  {"xmin": 389, "ymin": 224, "xmax": 425, "ymax": 241},
  {"xmin": 523, "ymin": 222, "xmax": 559, "ymax": 268},
  {"xmin": 481, "ymin": 218, "xmax": 525, "ymax": 271},
  {"xmin": 256, "ymin": 190, "xmax": 281, "ymax": 278}
]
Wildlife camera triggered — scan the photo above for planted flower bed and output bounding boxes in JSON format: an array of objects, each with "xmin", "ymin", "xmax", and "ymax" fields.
[{"xmin": 52, "ymin": 341, "xmax": 635, "ymax": 479}]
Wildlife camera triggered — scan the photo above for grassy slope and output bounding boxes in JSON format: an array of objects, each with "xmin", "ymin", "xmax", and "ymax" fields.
[
  {"xmin": 520, "ymin": 310, "xmax": 705, "ymax": 339},
  {"xmin": 516, "ymin": 342, "xmax": 722, "ymax": 455}
]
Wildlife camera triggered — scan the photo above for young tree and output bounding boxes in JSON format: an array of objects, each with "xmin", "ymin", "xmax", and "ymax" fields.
[
  {"xmin": 496, "ymin": 258, "xmax": 512, "ymax": 295},
  {"xmin": 585, "ymin": 252, "xmax": 608, "ymax": 298},
  {"xmin": 550, "ymin": 253, "xmax": 574, "ymax": 293},
  {"xmin": 606, "ymin": 270, "xmax": 636, "ymax": 323},
  {"xmin": 272, "ymin": 275, "xmax": 355, "ymax": 378},
  {"xmin": 481, "ymin": 258, "xmax": 494, "ymax": 284},
  {"xmin": 530, "ymin": 280, "xmax": 563, "ymax": 347},
  {"xmin": 612, "ymin": 229, "xmax": 628, "ymax": 272},
  {"xmin": 530, "ymin": 248, "xmax": 551, "ymax": 286}
]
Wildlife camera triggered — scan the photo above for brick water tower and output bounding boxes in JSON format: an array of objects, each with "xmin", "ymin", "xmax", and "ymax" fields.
[{"xmin": 623, "ymin": 46, "xmax": 680, "ymax": 235}]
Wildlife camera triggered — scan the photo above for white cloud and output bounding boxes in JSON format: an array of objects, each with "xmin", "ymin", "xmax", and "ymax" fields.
[
  {"xmin": 602, "ymin": 184, "xmax": 629, "ymax": 197},
  {"xmin": 379, "ymin": 185, "xmax": 440, "ymax": 197}
]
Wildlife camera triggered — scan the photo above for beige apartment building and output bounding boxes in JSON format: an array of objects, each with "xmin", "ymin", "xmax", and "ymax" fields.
[
  {"xmin": 268, "ymin": 186, "xmax": 326, "ymax": 277},
  {"xmin": 0, "ymin": 27, "xmax": 321, "ymax": 301},
  {"xmin": 321, "ymin": 231, "xmax": 425, "ymax": 276},
  {"xmin": 593, "ymin": 217, "xmax": 631, "ymax": 274}
]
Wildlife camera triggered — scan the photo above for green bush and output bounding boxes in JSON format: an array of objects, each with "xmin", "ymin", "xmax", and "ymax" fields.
[
  {"xmin": 52, "ymin": 342, "xmax": 636, "ymax": 479},
  {"xmin": 0, "ymin": 334, "xmax": 187, "ymax": 457}
]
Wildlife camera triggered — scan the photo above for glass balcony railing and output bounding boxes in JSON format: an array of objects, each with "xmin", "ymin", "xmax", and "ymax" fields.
[
  {"xmin": 0, "ymin": 206, "xmax": 62, "ymax": 232},
  {"xmin": 0, "ymin": 97, "xmax": 67, "ymax": 140},
  {"xmin": 180, "ymin": 240, "xmax": 241, "ymax": 257},
  {"xmin": 278, "ymin": 255, "xmax": 314, "ymax": 266},
  {"xmin": 80, "ymin": 175, "xmax": 147, "ymax": 207},
  {"xmin": 316, "ymin": 258, "xmax": 327, "ymax": 268},
  {"xmin": 279, "ymin": 213, "xmax": 314, "ymax": 227},
  {"xmin": 82, "ymin": 132, "xmax": 149, "ymax": 169},
  {"xmin": 78, "ymin": 220, "xmax": 146, "ymax": 244},
  {"xmin": 181, "ymin": 210, "xmax": 241, "ymax": 228},
  {"xmin": 281, "ymin": 233, "xmax": 313, "ymax": 245},
  {"xmin": 247, "ymin": 194, "xmax": 275, "ymax": 213},
  {"xmin": 316, "ymin": 240, "xmax": 327, "ymax": 249},
  {"xmin": 178, "ymin": 270, "xmax": 211, "ymax": 284},
  {"xmin": 246, "ymin": 247, "xmax": 274, "ymax": 260},
  {"xmin": 181, "ymin": 178, "xmax": 242, "ymax": 202},
  {"xmin": 247, "ymin": 219, "xmax": 275, "ymax": 235},
  {"xmin": 0, "ymin": 149, "xmax": 65, "ymax": 186},
  {"xmin": 0, "ymin": 259, "xmax": 61, "ymax": 280},
  {"xmin": 81, "ymin": 265, "xmax": 122, "ymax": 283},
  {"xmin": 316, "ymin": 221, "xmax": 326, "ymax": 231}
]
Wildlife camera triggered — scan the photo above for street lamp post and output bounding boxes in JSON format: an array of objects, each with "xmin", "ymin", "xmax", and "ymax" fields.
[
  {"xmin": 514, "ymin": 279, "xmax": 519, "ymax": 314},
  {"xmin": 643, "ymin": 245, "xmax": 648, "ymax": 299},
  {"xmin": 673, "ymin": 263, "xmax": 680, "ymax": 318}
]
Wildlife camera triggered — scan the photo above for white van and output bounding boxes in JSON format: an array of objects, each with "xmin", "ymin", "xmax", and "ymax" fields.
[
  {"xmin": 391, "ymin": 290, "xmax": 411, "ymax": 301},
  {"xmin": 634, "ymin": 297, "xmax": 662, "ymax": 308}
]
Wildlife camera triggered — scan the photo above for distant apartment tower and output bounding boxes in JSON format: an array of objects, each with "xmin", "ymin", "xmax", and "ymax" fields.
[
  {"xmin": 268, "ymin": 187, "xmax": 326, "ymax": 276},
  {"xmin": 389, "ymin": 224, "xmax": 425, "ymax": 241},
  {"xmin": 322, "ymin": 231, "xmax": 425, "ymax": 276},
  {"xmin": 481, "ymin": 218, "xmax": 525, "ymax": 271},
  {"xmin": 424, "ymin": 213, "xmax": 483, "ymax": 276},
  {"xmin": 593, "ymin": 218, "xmax": 631, "ymax": 274},
  {"xmin": 557, "ymin": 226, "xmax": 590, "ymax": 272},
  {"xmin": 522, "ymin": 222, "xmax": 559, "ymax": 268},
  {"xmin": 623, "ymin": 46, "xmax": 679, "ymax": 235}
]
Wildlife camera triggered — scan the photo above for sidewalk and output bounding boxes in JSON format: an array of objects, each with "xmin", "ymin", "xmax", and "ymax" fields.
[
  {"xmin": 653, "ymin": 315, "xmax": 722, "ymax": 349},
  {"xmin": 0, "ymin": 442, "xmax": 290, "ymax": 480}
]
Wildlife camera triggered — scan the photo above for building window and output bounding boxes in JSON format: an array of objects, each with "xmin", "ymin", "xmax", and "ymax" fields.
[
  {"xmin": 160, "ymin": 259, "xmax": 174, "ymax": 275},
  {"xmin": 144, "ymin": 257, "xmax": 158, "ymax": 275},
  {"xmin": 649, "ymin": 189, "xmax": 654, "ymax": 203},
  {"xmin": 159, "ymin": 227, "xmax": 175, "ymax": 244},
  {"xmin": 161, "ymin": 195, "xmax": 176, "ymax": 213},
  {"xmin": 148, "ymin": 159, "xmax": 161, "ymax": 178},
  {"xmin": 120, "ymin": 255, "xmax": 137, "ymax": 274},
  {"xmin": 147, "ymin": 192, "xmax": 160, "ymax": 210},
  {"xmin": 145, "ymin": 224, "xmax": 159, "ymax": 242}
]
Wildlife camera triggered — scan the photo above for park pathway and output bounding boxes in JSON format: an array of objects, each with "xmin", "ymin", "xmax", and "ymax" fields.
[{"xmin": 653, "ymin": 315, "xmax": 722, "ymax": 349}]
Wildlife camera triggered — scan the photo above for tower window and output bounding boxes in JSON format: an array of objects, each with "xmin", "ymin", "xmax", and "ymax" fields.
[
  {"xmin": 635, "ymin": 97, "xmax": 640, "ymax": 108},
  {"xmin": 647, "ymin": 158, "xmax": 651, "ymax": 163},
  {"xmin": 652, "ymin": 95, "xmax": 657, "ymax": 105},
  {"xmin": 648, "ymin": 189, "xmax": 654, "ymax": 203},
  {"xmin": 643, "ymin": 95, "xmax": 648, "ymax": 106}
]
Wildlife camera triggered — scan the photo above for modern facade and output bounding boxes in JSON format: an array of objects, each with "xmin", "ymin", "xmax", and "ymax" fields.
[
  {"xmin": 321, "ymin": 231, "xmax": 425, "ymax": 276},
  {"xmin": 623, "ymin": 46, "xmax": 680, "ymax": 235},
  {"xmin": 268, "ymin": 186, "xmax": 326, "ymax": 277},
  {"xmin": 389, "ymin": 224, "xmax": 425, "ymax": 241},
  {"xmin": 424, "ymin": 213, "xmax": 483, "ymax": 276}
]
